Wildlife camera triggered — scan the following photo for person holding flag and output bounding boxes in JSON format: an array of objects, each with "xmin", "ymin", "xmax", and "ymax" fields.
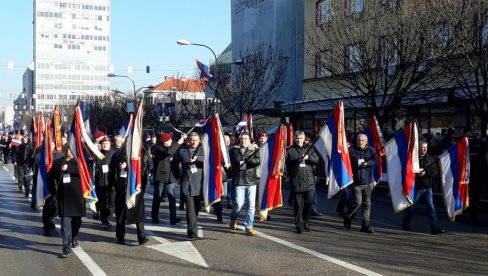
[
  {"xmin": 402, "ymin": 141, "xmax": 444, "ymax": 235},
  {"xmin": 94, "ymin": 134, "xmax": 116, "ymax": 231},
  {"xmin": 50, "ymin": 148, "xmax": 85, "ymax": 258},
  {"xmin": 343, "ymin": 134, "xmax": 377, "ymax": 233},
  {"xmin": 285, "ymin": 130, "xmax": 320, "ymax": 234}
]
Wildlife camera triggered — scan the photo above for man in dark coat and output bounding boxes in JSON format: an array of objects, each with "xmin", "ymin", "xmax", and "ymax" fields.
[
  {"xmin": 228, "ymin": 131, "xmax": 260, "ymax": 236},
  {"xmin": 286, "ymin": 130, "xmax": 320, "ymax": 234},
  {"xmin": 402, "ymin": 141, "xmax": 444, "ymax": 234},
  {"xmin": 17, "ymin": 136, "xmax": 35, "ymax": 197},
  {"xmin": 177, "ymin": 132, "xmax": 204, "ymax": 240},
  {"xmin": 94, "ymin": 135, "xmax": 116, "ymax": 230},
  {"xmin": 50, "ymin": 148, "xmax": 85, "ymax": 258},
  {"xmin": 151, "ymin": 132, "xmax": 186, "ymax": 224},
  {"xmin": 42, "ymin": 141, "xmax": 64, "ymax": 236},
  {"xmin": 343, "ymin": 134, "xmax": 377, "ymax": 233},
  {"xmin": 110, "ymin": 143, "xmax": 149, "ymax": 245}
]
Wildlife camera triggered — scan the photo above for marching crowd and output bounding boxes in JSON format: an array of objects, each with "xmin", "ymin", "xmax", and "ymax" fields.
[{"xmin": 2, "ymin": 124, "xmax": 486, "ymax": 258}]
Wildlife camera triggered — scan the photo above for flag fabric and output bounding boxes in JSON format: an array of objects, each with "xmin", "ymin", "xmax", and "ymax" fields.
[
  {"xmin": 202, "ymin": 114, "xmax": 230, "ymax": 212},
  {"xmin": 364, "ymin": 116, "xmax": 386, "ymax": 184},
  {"xmin": 286, "ymin": 123, "xmax": 294, "ymax": 146},
  {"xmin": 314, "ymin": 101, "xmax": 354, "ymax": 198},
  {"xmin": 385, "ymin": 122, "xmax": 421, "ymax": 212},
  {"xmin": 195, "ymin": 119, "xmax": 207, "ymax": 127},
  {"xmin": 258, "ymin": 125, "xmax": 287, "ymax": 221},
  {"xmin": 440, "ymin": 137, "xmax": 470, "ymax": 221},
  {"xmin": 36, "ymin": 119, "xmax": 53, "ymax": 208},
  {"xmin": 10, "ymin": 139, "xmax": 22, "ymax": 147},
  {"xmin": 68, "ymin": 103, "xmax": 104, "ymax": 212},
  {"xmin": 29, "ymin": 117, "xmax": 37, "ymax": 145},
  {"xmin": 53, "ymin": 106, "xmax": 63, "ymax": 151},
  {"xmin": 196, "ymin": 59, "xmax": 218, "ymax": 82},
  {"xmin": 247, "ymin": 113, "xmax": 253, "ymax": 140},
  {"xmin": 237, "ymin": 114, "xmax": 248, "ymax": 131},
  {"xmin": 125, "ymin": 103, "xmax": 143, "ymax": 209},
  {"xmin": 35, "ymin": 114, "xmax": 44, "ymax": 149}
]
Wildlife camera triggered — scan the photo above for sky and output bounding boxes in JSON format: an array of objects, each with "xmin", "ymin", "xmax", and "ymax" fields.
[{"xmin": 0, "ymin": 1, "xmax": 231, "ymax": 107}]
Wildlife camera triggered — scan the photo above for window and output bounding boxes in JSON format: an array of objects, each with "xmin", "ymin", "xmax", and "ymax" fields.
[
  {"xmin": 380, "ymin": 36, "xmax": 398, "ymax": 76},
  {"xmin": 346, "ymin": 44, "xmax": 362, "ymax": 73},
  {"xmin": 347, "ymin": 0, "xmax": 364, "ymax": 15},
  {"xmin": 316, "ymin": 50, "xmax": 332, "ymax": 77},
  {"xmin": 317, "ymin": 0, "xmax": 332, "ymax": 25}
]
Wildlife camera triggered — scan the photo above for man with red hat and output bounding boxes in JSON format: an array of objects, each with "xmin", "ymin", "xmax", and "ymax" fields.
[
  {"xmin": 94, "ymin": 133, "xmax": 116, "ymax": 230},
  {"xmin": 151, "ymin": 132, "xmax": 187, "ymax": 224},
  {"xmin": 257, "ymin": 131, "xmax": 268, "ymax": 147}
]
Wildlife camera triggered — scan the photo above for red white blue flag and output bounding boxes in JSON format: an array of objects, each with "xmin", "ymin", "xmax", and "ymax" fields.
[
  {"xmin": 195, "ymin": 119, "xmax": 207, "ymax": 127},
  {"xmin": 196, "ymin": 59, "xmax": 218, "ymax": 82},
  {"xmin": 440, "ymin": 137, "xmax": 470, "ymax": 221},
  {"xmin": 385, "ymin": 121, "xmax": 421, "ymax": 212},
  {"xmin": 126, "ymin": 103, "xmax": 143, "ymax": 209},
  {"xmin": 237, "ymin": 114, "xmax": 248, "ymax": 131},
  {"xmin": 364, "ymin": 116, "xmax": 386, "ymax": 184},
  {"xmin": 36, "ymin": 118, "xmax": 53, "ymax": 208},
  {"xmin": 68, "ymin": 102, "xmax": 104, "ymax": 212},
  {"xmin": 314, "ymin": 101, "xmax": 354, "ymax": 198},
  {"xmin": 258, "ymin": 125, "xmax": 287, "ymax": 220},
  {"xmin": 202, "ymin": 114, "xmax": 231, "ymax": 212}
]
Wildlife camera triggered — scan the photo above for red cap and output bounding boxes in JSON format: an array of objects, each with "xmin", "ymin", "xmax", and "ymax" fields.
[
  {"xmin": 99, "ymin": 135, "xmax": 112, "ymax": 143},
  {"xmin": 159, "ymin": 133, "xmax": 172, "ymax": 142},
  {"xmin": 305, "ymin": 136, "xmax": 311, "ymax": 142},
  {"xmin": 93, "ymin": 131, "xmax": 106, "ymax": 139},
  {"xmin": 258, "ymin": 132, "xmax": 268, "ymax": 138}
]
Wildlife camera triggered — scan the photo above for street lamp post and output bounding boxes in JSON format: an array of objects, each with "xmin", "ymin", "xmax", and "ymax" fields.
[{"xmin": 107, "ymin": 73, "xmax": 136, "ymax": 99}]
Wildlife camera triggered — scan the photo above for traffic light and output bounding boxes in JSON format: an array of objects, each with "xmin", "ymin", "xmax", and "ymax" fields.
[{"xmin": 146, "ymin": 65, "xmax": 150, "ymax": 73}]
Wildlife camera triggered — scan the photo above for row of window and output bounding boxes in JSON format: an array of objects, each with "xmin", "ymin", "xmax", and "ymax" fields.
[
  {"xmin": 37, "ymin": 12, "xmax": 109, "ymax": 22},
  {"xmin": 317, "ymin": 0, "xmax": 400, "ymax": 25},
  {"xmin": 36, "ymin": 83, "xmax": 110, "ymax": 91},
  {"xmin": 37, "ymin": 73, "xmax": 108, "ymax": 82},
  {"xmin": 63, "ymin": 33, "xmax": 110, "ymax": 42},
  {"xmin": 54, "ymin": 2, "xmax": 108, "ymax": 11},
  {"xmin": 37, "ymin": 94, "xmax": 109, "ymax": 101},
  {"xmin": 38, "ymin": 63, "xmax": 109, "ymax": 71}
]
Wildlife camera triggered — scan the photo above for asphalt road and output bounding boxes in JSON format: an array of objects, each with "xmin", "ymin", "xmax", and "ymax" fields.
[{"xmin": 0, "ymin": 163, "xmax": 487, "ymax": 276}]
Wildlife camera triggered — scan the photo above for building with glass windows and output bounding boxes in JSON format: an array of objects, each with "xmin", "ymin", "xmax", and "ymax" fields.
[{"xmin": 32, "ymin": 0, "xmax": 111, "ymax": 111}]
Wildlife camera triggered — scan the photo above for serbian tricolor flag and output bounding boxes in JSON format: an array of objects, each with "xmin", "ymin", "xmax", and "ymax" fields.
[
  {"xmin": 36, "ymin": 119, "xmax": 53, "ymax": 208},
  {"xmin": 126, "ymin": 103, "xmax": 143, "ymax": 209},
  {"xmin": 196, "ymin": 59, "xmax": 218, "ymax": 82},
  {"xmin": 440, "ymin": 137, "xmax": 470, "ymax": 221},
  {"xmin": 364, "ymin": 116, "xmax": 386, "ymax": 184},
  {"xmin": 202, "ymin": 114, "xmax": 231, "ymax": 212},
  {"xmin": 314, "ymin": 101, "xmax": 354, "ymax": 198},
  {"xmin": 385, "ymin": 121, "xmax": 421, "ymax": 212},
  {"xmin": 258, "ymin": 125, "xmax": 287, "ymax": 221},
  {"xmin": 247, "ymin": 113, "xmax": 253, "ymax": 140},
  {"xmin": 238, "ymin": 114, "xmax": 248, "ymax": 131},
  {"xmin": 286, "ymin": 123, "xmax": 294, "ymax": 146},
  {"xmin": 35, "ymin": 114, "xmax": 44, "ymax": 149},
  {"xmin": 195, "ymin": 119, "xmax": 207, "ymax": 127},
  {"xmin": 68, "ymin": 102, "xmax": 104, "ymax": 212},
  {"xmin": 53, "ymin": 106, "xmax": 63, "ymax": 151},
  {"xmin": 10, "ymin": 139, "xmax": 22, "ymax": 147}
]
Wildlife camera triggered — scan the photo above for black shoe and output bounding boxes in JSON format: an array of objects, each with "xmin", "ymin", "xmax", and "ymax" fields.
[
  {"xmin": 102, "ymin": 224, "xmax": 109, "ymax": 231},
  {"xmin": 71, "ymin": 240, "xmax": 79, "ymax": 248},
  {"xmin": 152, "ymin": 218, "xmax": 160, "ymax": 224},
  {"xmin": 360, "ymin": 227, "xmax": 374, "ymax": 234},
  {"xmin": 343, "ymin": 215, "xmax": 352, "ymax": 230},
  {"xmin": 60, "ymin": 251, "xmax": 72, "ymax": 258},
  {"xmin": 139, "ymin": 237, "xmax": 149, "ymax": 245},
  {"xmin": 267, "ymin": 215, "xmax": 271, "ymax": 221},
  {"xmin": 42, "ymin": 230, "xmax": 51, "ymax": 236},
  {"xmin": 296, "ymin": 226, "xmax": 302, "ymax": 234},
  {"xmin": 117, "ymin": 239, "xmax": 125, "ymax": 245},
  {"xmin": 170, "ymin": 218, "xmax": 182, "ymax": 225},
  {"xmin": 161, "ymin": 197, "xmax": 167, "ymax": 203},
  {"xmin": 303, "ymin": 224, "xmax": 311, "ymax": 232},
  {"xmin": 431, "ymin": 228, "xmax": 445, "ymax": 235},
  {"xmin": 188, "ymin": 236, "xmax": 198, "ymax": 241},
  {"xmin": 217, "ymin": 217, "xmax": 224, "ymax": 223},
  {"xmin": 18, "ymin": 186, "xmax": 22, "ymax": 191},
  {"xmin": 227, "ymin": 205, "xmax": 233, "ymax": 209},
  {"xmin": 310, "ymin": 212, "xmax": 323, "ymax": 217},
  {"xmin": 402, "ymin": 225, "xmax": 411, "ymax": 231}
]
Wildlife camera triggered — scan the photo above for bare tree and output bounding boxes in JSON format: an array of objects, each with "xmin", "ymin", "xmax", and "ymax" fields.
[
  {"xmin": 429, "ymin": 0, "xmax": 488, "ymax": 136},
  {"xmin": 305, "ymin": 0, "xmax": 444, "ymax": 128},
  {"xmin": 88, "ymin": 96, "xmax": 130, "ymax": 135}
]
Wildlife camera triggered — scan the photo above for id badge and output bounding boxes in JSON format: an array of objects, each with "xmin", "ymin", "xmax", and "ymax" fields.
[
  {"xmin": 120, "ymin": 170, "xmax": 128, "ymax": 178},
  {"xmin": 358, "ymin": 158, "xmax": 365, "ymax": 166},
  {"xmin": 63, "ymin": 173, "xmax": 71, "ymax": 183},
  {"xmin": 102, "ymin": 164, "xmax": 109, "ymax": 173},
  {"xmin": 240, "ymin": 161, "xmax": 247, "ymax": 170},
  {"xmin": 190, "ymin": 164, "xmax": 198, "ymax": 174},
  {"xmin": 299, "ymin": 160, "xmax": 306, "ymax": 168}
]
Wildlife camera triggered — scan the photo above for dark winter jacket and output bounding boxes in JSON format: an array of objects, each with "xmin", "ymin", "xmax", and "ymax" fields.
[
  {"xmin": 177, "ymin": 146, "xmax": 204, "ymax": 197},
  {"xmin": 229, "ymin": 144, "xmax": 260, "ymax": 186},
  {"xmin": 415, "ymin": 153, "xmax": 437, "ymax": 190},
  {"xmin": 152, "ymin": 142, "xmax": 182, "ymax": 184},
  {"xmin": 286, "ymin": 145, "xmax": 320, "ymax": 192},
  {"xmin": 51, "ymin": 157, "xmax": 86, "ymax": 217},
  {"xmin": 349, "ymin": 146, "xmax": 377, "ymax": 185}
]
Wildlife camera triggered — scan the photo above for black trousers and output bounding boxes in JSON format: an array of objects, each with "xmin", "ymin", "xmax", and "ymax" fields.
[
  {"xmin": 346, "ymin": 184, "xmax": 373, "ymax": 228},
  {"xmin": 42, "ymin": 197, "xmax": 57, "ymax": 230},
  {"xmin": 61, "ymin": 216, "xmax": 82, "ymax": 254},
  {"xmin": 96, "ymin": 185, "xmax": 115, "ymax": 225},
  {"xmin": 116, "ymin": 220, "xmax": 145, "ymax": 243},
  {"xmin": 293, "ymin": 190, "xmax": 314, "ymax": 228},
  {"xmin": 185, "ymin": 195, "xmax": 201, "ymax": 238}
]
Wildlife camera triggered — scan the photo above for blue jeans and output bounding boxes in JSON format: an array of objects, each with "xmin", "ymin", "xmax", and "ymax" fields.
[
  {"xmin": 152, "ymin": 182, "xmax": 177, "ymax": 223},
  {"xmin": 226, "ymin": 181, "xmax": 234, "ymax": 206},
  {"xmin": 402, "ymin": 188, "xmax": 439, "ymax": 230},
  {"xmin": 61, "ymin": 216, "xmax": 82, "ymax": 254},
  {"xmin": 230, "ymin": 185, "xmax": 256, "ymax": 229}
]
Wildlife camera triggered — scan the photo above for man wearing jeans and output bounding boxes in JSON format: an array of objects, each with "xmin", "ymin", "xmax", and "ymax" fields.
[
  {"xmin": 402, "ymin": 142, "xmax": 444, "ymax": 235},
  {"xmin": 229, "ymin": 131, "xmax": 260, "ymax": 236},
  {"xmin": 343, "ymin": 134, "xmax": 377, "ymax": 233},
  {"xmin": 151, "ymin": 133, "xmax": 186, "ymax": 224}
]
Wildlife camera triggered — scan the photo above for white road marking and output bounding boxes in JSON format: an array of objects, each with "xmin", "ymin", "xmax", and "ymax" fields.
[
  {"xmin": 2, "ymin": 166, "xmax": 9, "ymax": 172},
  {"xmin": 240, "ymin": 225, "xmax": 383, "ymax": 276}
]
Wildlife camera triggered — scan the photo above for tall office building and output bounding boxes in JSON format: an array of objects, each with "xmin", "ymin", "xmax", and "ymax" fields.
[{"xmin": 33, "ymin": 0, "xmax": 111, "ymax": 111}]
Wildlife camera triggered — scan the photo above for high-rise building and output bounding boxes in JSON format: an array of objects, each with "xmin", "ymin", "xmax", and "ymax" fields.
[{"xmin": 33, "ymin": 0, "xmax": 111, "ymax": 111}]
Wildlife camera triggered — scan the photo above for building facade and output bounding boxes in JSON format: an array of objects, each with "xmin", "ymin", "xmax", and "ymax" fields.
[{"xmin": 33, "ymin": 0, "xmax": 111, "ymax": 112}]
